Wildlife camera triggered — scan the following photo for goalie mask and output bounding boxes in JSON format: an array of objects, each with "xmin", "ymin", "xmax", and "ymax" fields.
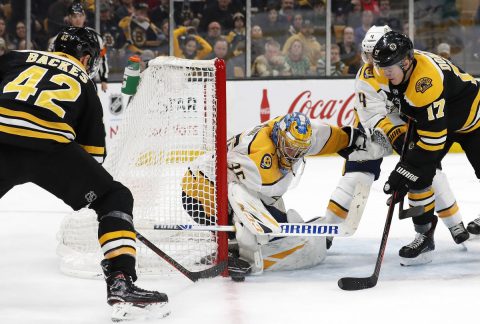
[
  {"xmin": 52, "ymin": 26, "xmax": 101, "ymax": 78},
  {"xmin": 271, "ymin": 112, "xmax": 312, "ymax": 170}
]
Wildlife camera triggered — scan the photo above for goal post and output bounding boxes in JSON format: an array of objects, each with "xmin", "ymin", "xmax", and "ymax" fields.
[{"xmin": 57, "ymin": 57, "xmax": 228, "ymax": 278}]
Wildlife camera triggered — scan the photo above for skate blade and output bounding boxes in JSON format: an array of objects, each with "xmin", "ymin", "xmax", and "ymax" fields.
[
  {"xmin": 400, "ymin": 251, "xmax": 433, "ymax": 266},
  {"xmin": 111, "ymin": 302, "xmax": 170, "ymax": 322}
]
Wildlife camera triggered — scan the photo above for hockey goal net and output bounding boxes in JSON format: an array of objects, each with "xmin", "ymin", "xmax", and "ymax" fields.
[{"xmin": 57, "ymin": 57, "xmax": 228, "ymax": 278}]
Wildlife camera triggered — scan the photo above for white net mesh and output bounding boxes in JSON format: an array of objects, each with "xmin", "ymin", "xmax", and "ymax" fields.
[{"xmin": 57, "ymin": 57, "xmax": 224, "ymax": 278}]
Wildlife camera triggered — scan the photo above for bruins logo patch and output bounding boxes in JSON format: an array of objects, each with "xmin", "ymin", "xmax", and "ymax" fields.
[
  {"xmin": 260, "ymin": 154, "xmax": 272, "ymax": 169},
  {"xmin": 415, "ymin": 77, "xmax": 433, "ymax": 93},
  {"xmin": 363, "ymin": 66, "xmax": 374, "ymax": 79}
]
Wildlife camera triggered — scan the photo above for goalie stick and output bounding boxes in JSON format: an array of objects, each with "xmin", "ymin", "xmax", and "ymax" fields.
[
  {"xmin": 338, "ymin": 119, "xmax": 416, "ymax": 291},
  {"xmin": 135, "ymin": 231, "xmax": 227, "ymax": 282},
  {"xmin": 153, "ymin": 222, "xmax": 353, "ymax": 237},
  {"xmin": 152, "ymin": 221, "xmax": 377, "ymax": 237}
]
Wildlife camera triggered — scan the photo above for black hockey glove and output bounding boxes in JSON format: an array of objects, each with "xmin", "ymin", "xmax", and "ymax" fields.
[
  {"xmin": 337, "ymin": 126, "xmax": 366, "ymax": 159},
  {"xmin": 383, "ymin": 162, "xmax": 422, "ymax": 204}
]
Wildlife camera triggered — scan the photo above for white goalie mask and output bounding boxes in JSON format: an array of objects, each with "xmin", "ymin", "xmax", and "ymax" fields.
[{"xmin": 361, "ymin": 25, "xmax": 392, "ymax": 64}]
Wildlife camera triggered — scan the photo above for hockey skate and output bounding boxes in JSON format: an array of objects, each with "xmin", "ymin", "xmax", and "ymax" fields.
[
  {"xmin": 448, "ymin": 222, "xmax": 470, "ymax": 244},
  {"xmin": 467, "ymin": 217, "xmax": 480, "ymax": 236},
  {"xmin": 102, "ymin": 260, "xmax": 170, "ymax": 321},
  {"xmin": 399, "ymin": 217, "xmax": 437, "ymax": 266}
]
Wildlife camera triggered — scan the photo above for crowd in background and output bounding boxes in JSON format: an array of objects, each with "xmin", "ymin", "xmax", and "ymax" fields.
[{"xmin": 0, "ymin": 0, "xmax": 480, "ymax": 79}]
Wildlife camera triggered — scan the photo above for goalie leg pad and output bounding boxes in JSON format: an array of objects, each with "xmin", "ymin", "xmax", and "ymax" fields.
[
  {"xmin": 325, "ymin": 172, "xmax": 373, "ymax": 224},
  {"xmin": 261, "ymin": 235, "xmax": 327, "ymax": 271}
]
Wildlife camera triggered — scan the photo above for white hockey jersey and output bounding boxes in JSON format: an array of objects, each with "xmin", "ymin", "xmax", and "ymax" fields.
[{"xmin": 354, "ymin": 63, "xmax": 406, "ymax": 149}]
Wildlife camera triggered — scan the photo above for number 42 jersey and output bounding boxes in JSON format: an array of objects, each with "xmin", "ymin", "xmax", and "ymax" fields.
[{"xmin": 0, "ymin": 50, "xmax": 106, "ymax": 162}]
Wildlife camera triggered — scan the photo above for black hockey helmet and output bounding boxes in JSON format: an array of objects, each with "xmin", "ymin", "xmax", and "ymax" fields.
[
  {"xmin": 52, "ymin": 26, "xmax": 100, "ymax": 78},
  {"xmin": 372, "ymin": 31, "xmax": 414, "ymax": 67},
  {"xmin": 68, "ymin": 1, "xmax": 85, "ymax": 16}
]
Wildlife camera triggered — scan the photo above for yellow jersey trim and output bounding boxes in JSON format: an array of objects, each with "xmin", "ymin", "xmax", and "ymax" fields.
[{"xmin": 99, "ymin": 230, "xmax": 136, "ymax": 245}]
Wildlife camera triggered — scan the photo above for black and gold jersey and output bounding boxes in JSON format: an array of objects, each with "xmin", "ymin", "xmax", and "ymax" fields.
[
  {"xmin": 388, "ymin": 50, "xmax": 480, "ymax": 167},
  {"xmin": 0, "ymin": 50, "xmax": 106, "ymax": 162}
]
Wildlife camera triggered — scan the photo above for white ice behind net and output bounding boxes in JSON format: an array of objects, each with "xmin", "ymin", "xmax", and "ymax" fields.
[{"xmin": 57, "ymin": 57, "xmax": 219, "ymax": 278}]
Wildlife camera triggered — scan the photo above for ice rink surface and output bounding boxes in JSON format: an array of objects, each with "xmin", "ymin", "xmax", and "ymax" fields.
[{"xmin": 1, "ymin": 154, "xmax": 479, "ymax": 324}]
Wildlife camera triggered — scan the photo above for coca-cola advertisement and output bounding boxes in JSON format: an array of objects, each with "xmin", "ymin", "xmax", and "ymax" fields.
[{"xmin": 226, "ymin": 79, "xmax": 356, "ymax": 135}]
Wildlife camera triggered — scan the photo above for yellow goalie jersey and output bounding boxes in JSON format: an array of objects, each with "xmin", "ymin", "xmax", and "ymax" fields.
[
  {"xmin": 180, "ymin": 116, "xmax": 350, "ymax": 223},
  {"xmin": 225, "ymin": 116, "xmax": 349, "ymax": 200}
]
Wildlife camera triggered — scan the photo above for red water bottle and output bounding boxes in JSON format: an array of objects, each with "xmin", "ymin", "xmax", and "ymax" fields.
[{"xmin": 260, "ymin": 89, "xmax": 271, "ymax": 122}]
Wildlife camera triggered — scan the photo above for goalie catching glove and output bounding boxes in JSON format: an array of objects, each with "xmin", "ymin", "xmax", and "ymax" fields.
[{"xmin": 338, "ymin": 126, "xmax": 392, "ymax": 161}]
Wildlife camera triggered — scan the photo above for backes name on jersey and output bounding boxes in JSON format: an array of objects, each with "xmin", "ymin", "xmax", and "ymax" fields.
[{"xmin": 26, "ymin": 52, "xmax": 89, "ymax": 83}]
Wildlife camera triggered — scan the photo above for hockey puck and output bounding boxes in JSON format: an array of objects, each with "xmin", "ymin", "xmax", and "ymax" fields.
[{"xmin": 230, "ymin": 275, "xmax": 245, "ymax": 282}]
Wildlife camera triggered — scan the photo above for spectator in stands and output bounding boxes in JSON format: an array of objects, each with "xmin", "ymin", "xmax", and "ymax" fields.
[
  {"xmin": 252, "ymin": 38, "xmax": 291, "ymax": 77},
  {"xmin": 258, "ymin": 5, "xmax": 288, "ymax": 46},
  {"xmin": 279, "ymin": 0, "xmax": 296, "ymax": 26},
  {"xmin": 173, "ymin": 26, "xmax": 212, "ymax": 60},
  {"xmin": 100, "ymin": 2, "xmax": 122, "ymax": 50},
  {"xmin": 173, "ymin": 1, "xmax": 195, "ymax": 27},
  {"xmin": 306, "ymin": 0, "xmax": 327, "ymax": 42},
  {"xmin": 288, "ymin": 13, "xmax": 304, "ymax": 36},
  {"xmin": 0, "ymin": 37, "xmax": 7, "ymax": 56},
  {"xmin": 150, "ymin": 0, "xmax": 169, "ymax": 28},
  {"xmin": 0, "ymin": 17, "xmax": 13, "ymax": 51},
  {"xmin": 354, "ymin": 10, "xmax": 374, "ymax": 47},
  {"xmin": 226, "ymin": 12, "xmax": 246, "ymax": 51},
  {"xmin": 118, "ymin": 2, "xmax": 165, "ymax": 56},
  {"xmin": 200, "ymin": 0, "xmax": 240, "ymax": 34},
  {"xmin": 251, "ymin": 24, "xmax": 266, "ymax": 62},
  {"xmin": 13, "ymin": 21, "xmax": 38, "ymax": 50},
  {"xmin": 296, "ymin": 0, "xmax": 314, "ymax": 12},
  {"xmin": 7, "ymin": 0, "xmax": 48, "ymax": 49},
  {"xmin": 375, "ymin": 0, "xmax": 401, "ymax": 31},
  {"xmin": 347, "ymin": 0, "xmax": 362, "ymax": 28},
  {"xmin": 227, "ymin": 39, "xmax": 246, "ymax": 78},
  {"xmin": 283, "ymin": 20, "xmax": 322, "ymax": 69},
  {"xmin": 332, "ymin": 0, "xmax": 353, "ymax": 16},
  {"xmin": 338, "ymin": 26, "xmax": 361, "ymax": 74},
  {"xmin": 47, "ymin": 0, "xmax": 73, "ymax": 38},
  {"xmin": 115, "ymin": 0, "xmax": 135, "ymax": 23},
  {"xmin": 157, "ymin": 19, "xmax": 169, "ymax": 56},
  {"xmin": 283, "ymin": 38, "xmax": 315, "ymax": 76},
  {"xmin": 205, "ymin": 21, "xmax": 223, "ymax": 48},
  {"xmin": 361, "ymin": 0, "xmax": 380, "ymax": 15},
  {"xmin": 317, "ymin": 43, "xmax": 348, "ymax": 76},
  {"xmin": 206, "ymin": 37, "xmax": 229, "ymax": 61}
]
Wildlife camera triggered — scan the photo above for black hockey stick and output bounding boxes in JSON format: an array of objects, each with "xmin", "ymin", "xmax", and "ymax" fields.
[
  {"xmin": 337, "ymin": 191, "xmax": 398, "ymax": 290},
  {"xmin": 338, "ymin": 120, "xmax": 415, "ymax": 291},
  {"xmin": 136, "ymin": 231, "xmax": 227, "ymax": 282}
]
